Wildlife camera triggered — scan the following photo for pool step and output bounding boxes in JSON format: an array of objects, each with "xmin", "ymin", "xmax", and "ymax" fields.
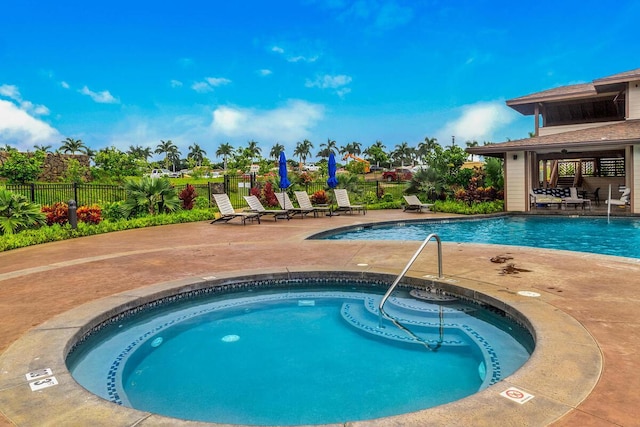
[
  {"xmin": 368, "ymin": 295, "xmax": 475, "ymax": 320},
  {"xmin": 340, "ymin": 302, "xmax": 469, "ymax": 347}
]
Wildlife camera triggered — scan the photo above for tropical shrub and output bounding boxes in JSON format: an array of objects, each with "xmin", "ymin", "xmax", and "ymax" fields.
[
  {"xmin": 121, "ymin": 176, "xmax": 181, "ymax": 217},
  {"xmin": 431, "ymin": 199, "xmax": 504, "ymax": 214},
  {"xmin": 41, "ymin": 202, "xmax": 69, "ymax": 225},
  {"xmin": 101, "ymin": 201, "xmax": 127, "ymax": 222},
  {"xmin": 62, "ymin": 158, "xmax": 89, "ymax": 183},
  {"xmin": 193, "ymin": 196, "xmax": 211, "ymax": 209},
  {"xmin": 0, "ymin": 151, "xmax": 45, "ymax": 184},
  {"xmin": 310, "ymin": 190, "xmax": 328, "ymax": 205},
  {"xmin": 42, "ymin": 202, "xmax": 103, "ymax": 225},
  {"xmin": 0, "ymin": 189, "xmax": 46, "ymax": 235},
  {"xmin": 250, "ymin": 182, "xmax": 278, "ymax": 207},
  {"xmin": 76, "ymin": 205, "xmax": 102, "ymax": 224},
  {"xmin": 0, "ymin": 208, "xmax": 216, "ymax": 252},
  {"xmin": 179, "ymin": 184, "xmax": 197, "ymax": 210}
]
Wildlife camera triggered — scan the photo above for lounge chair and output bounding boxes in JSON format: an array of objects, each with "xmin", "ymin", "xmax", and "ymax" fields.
[
  {"xmin": 294, "ymin": 191, "xmax": 332, "ymax": 217},
  {"xmin": 211, "ymin": 193, "xmax": 260, "ymax": 225},
  {"xmin": 243, "ymin": 195, "xmax": 290, "ymax": 221},
  {"xmin": 403, "ymin": 195, "xmax": 434, "ymax": 213},
  {"xmin": 606, "ymin": 187, "xmax": 631, "ymax": 209},
  {"xmin": 562, "ymin": 187, "xmax": 591, "ymax": 210},
  {"xmin": 333, "ymin": 188, "xmax": 366, "ymax": 215},
  {"xmin": 274, "ymin": 192, "xmax": 314, "ymax": 218}
]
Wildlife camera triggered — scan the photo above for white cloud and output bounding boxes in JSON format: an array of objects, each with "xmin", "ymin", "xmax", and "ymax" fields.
[
  {"xmin": 271, "ymin": 45, "xmax": 319, "ymax": 63},
  {"xmin": 0, "ymin": 84, "xmax": 50, "ymax": 116},
  {"xmin": 170, "ymin": 79, "xmax": 183, "ymax": 88},
  {"xmin": 191, "ymin": 81, "xmax": 213, "ymax": 93},
  {"xmin": 205, "ymin": 77, "xmax": 231, "ymax": 87},
  {"xmin": 0, "ymin": 84, "xmax": 20, "ymax": 100},
  {"xmin": 79, "ymin": 86, "xmax": 119, "ymax": 104},
  {"xmin": 192, "ymin": 77, "xmax": 231, "ymax": 93},
  {"xmin": 258, "ymin": 69, "xmax": 273, "ymax": 76},
  {"xmin": 0, "ymin": 99, "xmax": 59, "ymax": 148},
  {"xmin": 61, "ymin": 81, "xmax": 70, "ymax": 89},
  {"xmin": 288, "ymin": 55, "xmax": 319, "ymax": 63},
  {"xmin": 437, "ymin": 101, "xmax": 517, "ymax": 143},
  {"xmin": 305, "ymin": 74, "xmax": 352, "ymax": 96},
  {"xmin": 210, "ymin": 100, "xmax": 325, "ymax": 142}
]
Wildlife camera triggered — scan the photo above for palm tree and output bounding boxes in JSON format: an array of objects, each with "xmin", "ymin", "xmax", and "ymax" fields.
[
  {"xmin": 294, "ymin": 139, "xmax": 314, "ymax": 165},
  {"xmin": 245, "ymin": 140, "xmax": 261, "ymax": 163},
  {"xmin": 465, "ymin": 140, "xmax": 479, "ymax": 162},
  {"xmin": 127, "ymin": 145, "xmax": 152, "ymax": 161},
  {"xmin": 269, "ymin": 143, "xmax": 285, "ymax": 160},
  {"xmin": 350, "ymin": 141, "xmax": 362, "ymax": 156},
  {"xmin": 60, "ymin": 137, "xmax": 87, "ymax": 154},
  {"xmin": 317, "ymin": 138, "xmax": 337, "ymax": 160},
  {"xmin": 167, "ymin": 146, "xmax": 182, "ymax": 172},
  {"xmin": 33, "ymin": 144, "xmax": 52, "ymax": 153},
  {"xmin": 363, "ymin": 140, "xmax": 387, "ymax": 168},
  {"xmin": 155, "ymin": 140, "xmax": 178, "ymax": 169},
  {"xmin": 392, "ymin": 142, "xmax": 413, "ymax": 167},
  {"xmin": 121, "ymin": 176, "xmax": 181, "ymax": 217},
  {"xmin": 417, "ymin": 136, "xmax": 439, "ymax": 164},
  {"xmin": 188, "ymin": 143, "xmax": 207, "ymax": 167},
  {"xmin": 216, "ymin": 142, "xmax": 234, "ymax": 171}
]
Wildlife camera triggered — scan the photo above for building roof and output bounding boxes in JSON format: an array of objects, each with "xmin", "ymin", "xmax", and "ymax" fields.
[
  {"xmin": 466, "ymin": 119, "xmax": 640, "ymax": 155},
  {"xmin": 506, "ymin": 68, "xmax": 640, "ymax": 115}
]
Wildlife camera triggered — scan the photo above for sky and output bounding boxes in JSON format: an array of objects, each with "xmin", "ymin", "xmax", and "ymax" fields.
[{"xmin": 1, "ymin": 0, "xmax": 640, "ymax": 162}]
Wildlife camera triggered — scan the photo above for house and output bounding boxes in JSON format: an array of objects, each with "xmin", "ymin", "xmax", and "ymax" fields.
[{"xmin": 467, "ymin": 68, "xmax": 640, "ymax": 213}]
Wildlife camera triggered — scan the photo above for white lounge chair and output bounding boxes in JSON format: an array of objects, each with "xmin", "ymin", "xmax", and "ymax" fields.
[
  {"xmin": 562, "ymin": 187, "xmax": 591, "ymax": 210},
  {"xmin": 275, "ymin": 192, "xmax": 314, "ymax": 218},
  {"xmin": 333, "ymin": 189, "xmax": 366, "ymax": 215},
  {"xmin": 243, "ymin": 195, "xmax": 290, "ymax": 221},
  {"xmin": 211, "ymin": 193, "xmax": 260, "ymax": 225},
  {"xmin": 403, "ymin": 195, "xmax": 434, "ymax": 213},
  {"xmin": 294, "ymin": 191, "xmax": 332, "ymax": 217},
  {"xmin": 606, "ymin": 187, "xmax": 631, "ymax": 208}
]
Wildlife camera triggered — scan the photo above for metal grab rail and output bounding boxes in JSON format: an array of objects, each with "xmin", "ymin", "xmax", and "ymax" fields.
[{"xmin": 378, "ymin": 233, "xmax": 443, "ymax": 328}]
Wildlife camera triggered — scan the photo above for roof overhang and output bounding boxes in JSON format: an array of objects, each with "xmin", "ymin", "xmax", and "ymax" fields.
[{"xmin": 466, "ymin": 120, "xmax": 640, "ymax": 157}]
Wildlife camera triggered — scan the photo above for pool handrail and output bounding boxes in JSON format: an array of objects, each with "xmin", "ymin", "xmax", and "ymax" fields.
[{"xmin": 378, "ymin": 233, "xmax": 442, "ymax": 329}]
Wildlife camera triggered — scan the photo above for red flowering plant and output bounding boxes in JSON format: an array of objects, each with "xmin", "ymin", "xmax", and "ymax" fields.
[
  {"xmin": 262, "ymin": 181, "xmax": 279, "ymax": 207},
  {"xmin": 76, "ymin": 205, "xmax": 102, "ymax": 224},
  {"xmin": 311, "ymin": 189, "xmax": 328, "ymax": 205},
  {"xmin": 297, "ymin": 172, "xmax": 313, "ymax": 185},
  {"xmin": 179, "ymin": 184, "xmax": 197, "ymax": 210},
  {"xmin": 249, "ymin": 182, "xmax": 279, "ymax": 207},
  {"xmin": 41, "ymin": 202, "xmax": 69, "ymax": 226}
]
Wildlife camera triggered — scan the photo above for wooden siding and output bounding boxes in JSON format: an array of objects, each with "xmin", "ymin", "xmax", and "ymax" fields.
[
  {"xmin": 628, "ymin": 81, "xmax": 640, "ymax": 120},
  {"xmin": 505, "ymin": 151, "xmax": 526, "ymax": 211},
  {"xmin": 538, "ymin": 121, "xmax": 613, "ymax": 136},
  {"xmin": 633, "ymin": 145, "xmax": 639, "ymax": 213}
]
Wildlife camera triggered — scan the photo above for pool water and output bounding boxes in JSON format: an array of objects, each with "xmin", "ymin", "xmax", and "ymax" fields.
[
  {"xmin": 320, "ymin": 216, "xmax": 640, "ymax": 259},
  {"xmin": 67, "ymin": 283, "xmax": 532, "ymax": 425}
]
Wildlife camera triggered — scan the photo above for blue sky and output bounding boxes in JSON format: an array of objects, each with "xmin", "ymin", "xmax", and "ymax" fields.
[{"xmin": 1, "ymin": 0, "xmax": 639, "ymax": 161}]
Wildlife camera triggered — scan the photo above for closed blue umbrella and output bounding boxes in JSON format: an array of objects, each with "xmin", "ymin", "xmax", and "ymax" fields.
[
  {"xmin": 327, "ymin": 152, "xmax": 338, "ymax": 188},
  {"xmin": 279, "ymin": 151, "xmax": 290, "ymax": 189}
]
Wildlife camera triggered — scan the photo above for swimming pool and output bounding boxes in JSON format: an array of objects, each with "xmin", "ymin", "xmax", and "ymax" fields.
[
  {"xmin": 317, "ymin": 216, "xmax": 640, "ymax": 259},
  {"xmin": 66, "ymin": 277, "xmax": 532, "ymax": 425}
]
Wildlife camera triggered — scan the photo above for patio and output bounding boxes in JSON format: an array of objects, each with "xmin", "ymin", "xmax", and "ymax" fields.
[{"xmin": 0, "ymin": 210, "xmax": 638, "ymax": 426}]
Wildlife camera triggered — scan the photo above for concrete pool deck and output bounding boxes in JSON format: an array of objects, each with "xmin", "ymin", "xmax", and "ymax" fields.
[{"xmin": 0, "ymin": 210, "xmax": 638, "ymax": 426}]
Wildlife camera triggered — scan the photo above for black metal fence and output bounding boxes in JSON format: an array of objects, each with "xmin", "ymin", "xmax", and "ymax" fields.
[
  {"xmin": 5, "ymin": 183, "xmax": 128, "ymax": 206},
  {"xmin": 5, "ymin": 176, "xmax": 409, "ymax": 208}
]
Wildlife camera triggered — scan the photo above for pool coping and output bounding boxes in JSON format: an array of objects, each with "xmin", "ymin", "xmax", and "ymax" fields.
[{"xmin": 0, "ymin": 267, "xmax": 602, "ymax": 427}]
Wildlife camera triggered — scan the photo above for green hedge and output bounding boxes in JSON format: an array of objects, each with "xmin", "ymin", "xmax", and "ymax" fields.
[{"xmin": 0, "ymin": 209, "xmax": 216, "ymax": 252}]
